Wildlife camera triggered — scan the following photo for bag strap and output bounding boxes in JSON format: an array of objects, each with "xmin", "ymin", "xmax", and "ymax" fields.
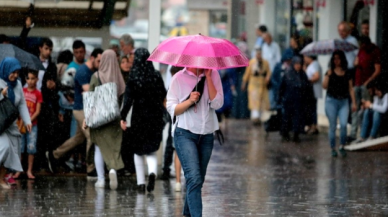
[
  {"xmin": 96, "ymin": 71, "xmax": 102, "ymax": 85},
  {"xmin": 173, "ymin": 76, "xmax": 207, "ymax": 124}
]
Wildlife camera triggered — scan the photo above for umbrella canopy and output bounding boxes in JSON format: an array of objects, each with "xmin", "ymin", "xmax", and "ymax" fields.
[
  {"xmin": 0, "ymin": 44, "xmax": 44, "ymax": 71},
  {"xmin": 148, "ymin": 34, "xmax": 249, "ymax": 69},
  {"xmin": 300, "ymin": 39, "xmax": 358, "ymax": 56}
]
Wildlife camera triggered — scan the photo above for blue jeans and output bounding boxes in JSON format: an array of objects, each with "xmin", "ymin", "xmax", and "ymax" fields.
[
  {"xmin": 174, "ymin": 127, "xmax": 214, "ymax": 217},
  {"xmin": 21, "ymin": 125, "xmax": 38, "ymax": 154},
  {"xmin": 360, "ymin": 109, "xmax": 381, "ymax": 139},
  {"xmin": 325, "ymin": 96, "xmax": 349, "ymax": 148}
]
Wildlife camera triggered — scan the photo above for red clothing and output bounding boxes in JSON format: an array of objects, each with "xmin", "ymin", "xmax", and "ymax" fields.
[
  {"xmin": 23, "ymin": 88, "xmax": 43, "ymax": 125},
  {"xmin": 355, "ymin": 44, "xmax": 381, "ymax": 86}
]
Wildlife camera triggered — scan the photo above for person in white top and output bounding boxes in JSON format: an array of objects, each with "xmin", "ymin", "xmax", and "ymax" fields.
[
  {"xmin": 304, "ymin": 55, "xmax": 322, "ymax": 134},
  {"xmin": 338, "ymin": 21, "xmax": 359, "ymax": 70},
  {"xmin": 262, "ymin": 33, "xmax": 281, "ymax": 73},
  {"xmin": 358, "ymin": 83, "xmax": 388, "ymax": 142},
  {"xmin": 166, "ymin": 67, "xmax": 223, "ymax": 217}
]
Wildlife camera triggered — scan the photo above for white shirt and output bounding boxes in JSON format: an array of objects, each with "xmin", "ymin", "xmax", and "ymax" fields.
[
  {"xmin": 164, "ymin": 65, "xmax": 173, "ymax": 90},
  {"xmin": 343, "ymin": 35, "xmax": 359, "ymax": 69},
  {"xmin": 167, "ymin": 68, "xmax": 224, "ymax": 135},
  {"xmin": 306, "ymin": 60, "xmax": 323, "ymax": 99},
  {"xmin": 262, "ymin": 42, "xmax": 281, "ymax": 72},
  {"xmin": 371, "ymin": 94, "xmax": 388, "ymax": 114}
]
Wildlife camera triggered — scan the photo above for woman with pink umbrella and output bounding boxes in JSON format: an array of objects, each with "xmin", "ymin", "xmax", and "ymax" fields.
[{"xmin": 150, "ymin": 34, "xmax": 248, "ymax": 216}]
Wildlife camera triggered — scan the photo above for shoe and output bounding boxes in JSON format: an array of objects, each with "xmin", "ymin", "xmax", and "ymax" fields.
[
  {"xmin": 95, "ymin": 179, "xmax": 105, "ymax": 188},
  {"xmin": 4, "ymin": 174, "xmax": 16, "ymax": 185},
  {"xmin": 147, "ymin": 173, "xmax": 156, "ymax": 192},
  {"xmin": 307, "ymin": 129, "xmax": 319, "ymax": 135},
  {"xmin": 354, "ymin": 138, "xmax": 365, "ymax": 144},
  {"xmin": 339, "ymin": 148, "xmax": 347, "ymax": 157},
  {"xmin": 175, "ymin": 182, "xmax": 182, "ymax": 192},
  {"xmin": 331, "ymin": 149, "xmax": 338, "ymax": 157},
  {"xmin": 109, "ymin": 169, "xmax": 118, "ymax": 190},
  {"xmin": 137, "ymin": 184, "xmax": 146, "ymax": 193},
  {"xmin": 87, "ymin": 170, "xmax": 98, "ymax": 181},
  {"xmin": 0, "ymin": 182, "xmax": 11, "ymax": 189},
  {"xmin": 46, "ymin": 151, "xmax": 57, "ymax": 173},
  {"xmin": 160, "ymin": 172, "xmax": 170, "ymax": 181}
]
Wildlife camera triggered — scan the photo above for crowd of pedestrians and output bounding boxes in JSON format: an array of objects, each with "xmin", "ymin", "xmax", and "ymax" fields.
[{"xmin": 244, "ymin": 20, "xmax": 384, "ymax": 157}]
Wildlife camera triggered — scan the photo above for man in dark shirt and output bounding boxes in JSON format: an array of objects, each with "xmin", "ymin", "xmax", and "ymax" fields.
[
  {"xmin": 47, "ymin": 48, "xmax": 103, "ymax": 178},
  {"xmin": 349, "ymin": 36, "xmax": 381, "ymax": 141}
]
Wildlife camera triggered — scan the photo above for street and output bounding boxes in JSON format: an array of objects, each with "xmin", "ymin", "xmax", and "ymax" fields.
[{"xmin": 1, "ymin": 119, "xmax": 388, "ymax": 217}]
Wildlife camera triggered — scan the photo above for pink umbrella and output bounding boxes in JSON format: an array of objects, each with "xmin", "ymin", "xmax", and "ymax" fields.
[{"xmin": 147, "ymin": 34, "xmax": 249, "ymax": 70}]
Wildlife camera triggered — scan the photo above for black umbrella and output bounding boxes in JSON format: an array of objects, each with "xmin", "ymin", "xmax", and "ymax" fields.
[{"xmin": 0, "ymin": 44, "xmax": 44, "ymax": 71}]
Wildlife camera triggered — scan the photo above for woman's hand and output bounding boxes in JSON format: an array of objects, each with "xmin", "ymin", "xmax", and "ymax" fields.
[
  {"xmin": 189, "ymin": 92, "xmax": 200, "ymax": 104},
  {"xmin": 120, "ymin": 120, "xmax": 127, "ymax": 131},
  {"xmin": 58, "ymin": 114, "xmax": 64, "ymax": 122},
  {"xmin": 82, "ymin": 119, "xmax": 88, "ymax": 130},
  {"xmin": 1, "ymin": 87, "xmax": 8, "ymax": 96},
  {"xmin": 364, "ymin": 100, "xmax": 371, "ymax": 108},
  {"xmin": 204, "ymin": 69, "xmax": 212, "ymax": 78},
  {"xmin": 26, "ymin": 124, "xmax": 32, "ymax": 133}
]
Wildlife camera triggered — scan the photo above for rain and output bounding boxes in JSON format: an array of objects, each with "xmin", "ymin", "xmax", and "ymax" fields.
[{"xmin": 1, "ymin": 0, "xmax": 388, "ymax": 216}]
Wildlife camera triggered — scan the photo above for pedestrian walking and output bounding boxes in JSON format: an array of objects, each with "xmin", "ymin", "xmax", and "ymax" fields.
[
  {"xmin": 242, "ymin": 48, "xmax": 271, "ymax": 125},
  {"xmin": 262, "ymin": 33, "xmax": 281, "ymax": 73},
  {"xmin": 269, "ymin": 48, "xmax": 294, "ymax": 110},
  {"xmin": 13, "ymin": 70, "xmax": 42, "ymax": 179},
  {"xmin": 0, "ymin": 57, "xmax": 32, "ymax": 189},
  {"xmin": 279, "ymin": 56, "xmax": 312, "ymax": 143},
  {"xmin": 251, "ymin": 25, "xmax": 267, "ymax": 57},
  {"xmin": 166, "ymin": 66, "xmax": 223, "ymax": 217},
  {"xmin": 86, "ymin": 50, "xmax": 125, "ymax": 190},
  {"xmin": 323, "ymin": 50, "xmax": 357, "ymax": 157},
  {"xmin": 304, "ymin": 55, "xmax": 322, "ymax": 134},
  {"xmin": 46, "ymin": 48, "xmax": 103, "ymax": 178},
  {"xmin": 120, "ymin": 48, "xmax": 166, "ymax": 193}
]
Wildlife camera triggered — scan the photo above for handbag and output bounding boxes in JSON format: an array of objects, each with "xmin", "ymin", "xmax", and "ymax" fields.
[
  {"xmin": 0, "ymin": 89, "xmax": 20, "ymax": 134},
  {"xmin": 83, "ymin": 73, "xmax": 121, "ymax": 128},
  {"xmin": 17, "ymin": 118, "xmax": 26, "ymax": 134}
]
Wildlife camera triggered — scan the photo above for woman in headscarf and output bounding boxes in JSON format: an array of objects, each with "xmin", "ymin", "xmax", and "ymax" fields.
[
  {"xmin": 87, "ymin": 50, "xmax": 126, "ymax": 190},
  {"xmin": 241, "ymin": 48, "xmax": 271, "ymax": 125},
  {"xmin": 120, "ymin": 56, "xmax": 132, "ymax": 83},
  {"xmin": 279, "ymin": 56, "xmax": 313, "ymax": 143},
  {"xmin": 120, "ymin": 48, "xmax": 166, "ymax": 193},
  {"xmin": 0, "ymin": 57, "xmax": 32, "ymax": 189}
]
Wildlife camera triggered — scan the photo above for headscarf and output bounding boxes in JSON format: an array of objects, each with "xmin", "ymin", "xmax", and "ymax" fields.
[
  {"xmin": 128, "ymin": 48, "xmax": 158, "ymax": 87},
  {"xmin": 281, "ymin": 48, "xmax": 294, "ymax": 63},
  {"xmin": 0, "ymin": 57, "xmax": 21, "ymax": 104},
  {"xmin": 95, "ymin": 49, "xmax": 126, "ymax": 96},
  {"xmin": 291, "ymin": 56, "xmax": 303, "ymax": 69}
]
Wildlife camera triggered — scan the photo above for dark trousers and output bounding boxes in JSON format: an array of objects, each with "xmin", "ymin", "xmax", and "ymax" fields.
[
  {"xmin": 281, "ymin": 102, "xmax": 304, "ymax": 135},
  {"xmin": 162, "ymin": 115, "xmax": 175, "ymax": 175}
]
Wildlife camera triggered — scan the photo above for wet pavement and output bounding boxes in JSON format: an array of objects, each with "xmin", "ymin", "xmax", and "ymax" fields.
[{"xmin": 1, "ymin": 119, "xmax": 388, "ymax": 217}]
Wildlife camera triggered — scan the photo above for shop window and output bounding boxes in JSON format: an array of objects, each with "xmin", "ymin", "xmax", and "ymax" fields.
[{"xmin": 291, "ymin": 0, "xmax": 314, "ymax": 46}]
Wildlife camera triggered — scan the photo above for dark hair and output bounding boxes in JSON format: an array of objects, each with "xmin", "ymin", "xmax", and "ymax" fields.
[
  {"xmin": 39, "ymin": 37, "xmax": 53, "ymax": 48},
  {"xmin": 0, "ymin": 34, "xmax": 10, "ymax": 43},
  {"xmin": 27, "ymin": 69, "xmax": 39, "ymax": 78},
  {"xmin": 91, "ymin": 48, "xmax": 103, "ymax": 58},
  {"xmin": 330, "ymin": 50, "xmax": 348, "ymax": 71},
  {"xmin": 359, "ymin": 35, "xmax": 371, "ymax": 45},
  {"xmin": 361, "ymin": 19, "xmax": 369, "ymax": 25},
  {"xmin": 258, "ymin": 25, "xmax": 267, "ymax": 33},
  {"xmin": 57, "ymin": 50, "xmax": 73, "ymax": 64},
  {"xmin": 306, "ymin": 55, "xmax": 317, "ymax": 60},
  {"xmin": 170, "ymin": 66, "xmax": 184, "ymax": 76},
  {"xmin": 72, "ymin": 40, "xmax": 85, "ymax": 50},
  {"xmin": 366, "ymin": 80, "xmax": 376, "ymax": 89}
]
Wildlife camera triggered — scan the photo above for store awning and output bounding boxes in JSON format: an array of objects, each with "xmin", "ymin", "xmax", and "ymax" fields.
[{"xmin": 0, "ymin": 0, "xmax": 130, "ymax": 28}]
